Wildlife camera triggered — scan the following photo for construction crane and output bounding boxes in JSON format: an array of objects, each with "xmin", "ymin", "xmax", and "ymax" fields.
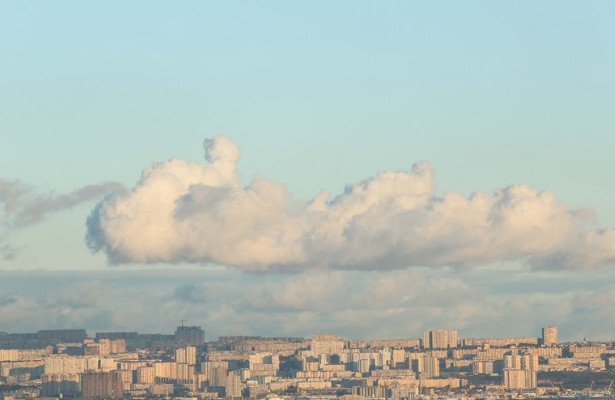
[{"xmin": 164, "ymin": 319, "xmax": 188, "ymax": 327}]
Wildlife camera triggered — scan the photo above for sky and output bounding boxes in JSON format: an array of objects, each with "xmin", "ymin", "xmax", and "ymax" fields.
[{"xmin": 1, "ymin": 1, "xmax": 615, "ymax": 341}]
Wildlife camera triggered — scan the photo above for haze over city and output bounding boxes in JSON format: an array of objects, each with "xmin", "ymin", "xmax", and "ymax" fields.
[{"xmin": 2, "ymin": 1, "xmax": 615, "ymax": 342}]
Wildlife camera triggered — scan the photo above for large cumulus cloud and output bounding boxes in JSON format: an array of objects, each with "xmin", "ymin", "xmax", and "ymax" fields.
[{"xmin": 86, "ymin": 136, "xmax": 615, "ymax": 271}]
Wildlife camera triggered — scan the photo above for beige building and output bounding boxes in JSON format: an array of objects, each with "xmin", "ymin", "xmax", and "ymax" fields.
[
  {"xmin": 422, "ymin": 357, "xmax": 440, "ymax": 378},
  {"xmin": 153, "ymin": 361, "xmax": 178, "ymax": 380},
  {"xmin": 311, "ymin": 334, "xmax": 345, "ymax": 355},
  {"xmin": 423, "ymin": 330, "xmax": 458, "ymax": 349},
  {"xmin": 202, "ymin": 360, "xmax": 228, "ymax": 387},
  {"xmin": 175, "ymin": 346, "xmax": 197, "ymax": 365},
  {"xmin": 503, "ymin": 353, "xmax": 537, "ymax": 390},
  {"xmin": 462, "ymin": 337, "xmax": 539, "ymax": 347},
  {"xmin": 503, "ymin": 369, "xmax": 537, "ymax": 390},
  {"xmin": 137, "ymin": 366, "xmax": 155, "ymax": 384},
  {"xmin": 542, "ymin": 326, "xmax": 558, "ymax": 346},
  {"xmin": 0, "ymin": 350, "xmax": 19, "ymax": 362},
  {"xmin": 225, "ymin": 371, "xmax": 244, "ymax": 398},
  {"xmin": 44, "ymin": 356, "xmax": 88, "ymax": 374}
]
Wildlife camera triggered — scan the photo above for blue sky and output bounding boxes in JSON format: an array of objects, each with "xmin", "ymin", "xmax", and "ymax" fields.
[{"xmin": 1, "ymin": 1, "xmax": 615, "ymax": 340}]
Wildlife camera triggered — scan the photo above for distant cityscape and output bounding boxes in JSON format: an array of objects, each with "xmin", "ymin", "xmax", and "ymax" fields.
[{"xmin": 1, "ymin": 325, "xmax": 615, "ymax": 400}]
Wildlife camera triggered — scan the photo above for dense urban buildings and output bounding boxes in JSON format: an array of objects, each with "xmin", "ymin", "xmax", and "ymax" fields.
[{"xmin": 1, "ymin": 325, "xmax": 615, "ymax": 400}]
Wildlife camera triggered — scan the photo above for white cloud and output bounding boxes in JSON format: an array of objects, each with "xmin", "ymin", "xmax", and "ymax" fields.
[{"xmin": 86, "ymin": 136, "xmax": 615, "ymax": 271}]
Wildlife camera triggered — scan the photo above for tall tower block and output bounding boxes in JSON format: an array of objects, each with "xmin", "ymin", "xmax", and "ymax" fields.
[{"xmin": 541, "ymin": 326, "xmax": 557, "ymax": 346}]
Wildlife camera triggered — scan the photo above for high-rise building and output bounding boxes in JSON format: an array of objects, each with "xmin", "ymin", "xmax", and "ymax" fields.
[
  {"xmin": 423, "ymin": 330, "xmax": 458, "ymax": 349},
  {"xmin": 175, "ymin": 346, "xmax": 197, "ymax": 365},
  {"xmin": 542, "ymin": 326, "xmax": 558, "ymax": 346},
  {"xmin": 225, "ymin": 371, "xmax": 243, "ymax": 398},
  {"xmin": 136, "ymin": 366, "xmax": 155, "ymax": 384},
  {"xmin": 503, "ymin": 369, "xmax": 537, "ymax": 390},
  {"xmin": 202, "ymin": 361, "xmax": 228, "ymax": 387},
  {"xmin": 391, "ymin": 349, "xmax": 406, "ymax": 369},
  {"xmin": 175, "ymin": 326, "xmax": 205, "ymax": 346},
  {"xmin": 81, "ymin": 371, "xmax": 124, "ymax": 399},
  {"xmin": 422, "ymin": 356, "xmax": 440, "ymax": 378},
  {"xmin": 502, "ymin": 353, "xmax": 537, "ymax": 390}
]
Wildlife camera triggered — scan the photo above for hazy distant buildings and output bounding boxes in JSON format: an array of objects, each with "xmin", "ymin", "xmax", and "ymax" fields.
[
  {"xmin": 38, "ymin": 330, "xmax": 87, "ymax": 343},
  {"xmin": 462, "ymin": 337, "xmax": 539, "ymax": 347},
  {"xmin": 220, "ymin": 336, "xmax": 308, "ymax": 353},
  {"xmin": 4, "ymin": 324, "xmax": 608, "ymax": 399},
  {"xmin": 95, "ymin": 332, "xmax": 138, "ymax": 340},
  {"xmin": 310, "ymin": 334, "xmax": 345, "ymax": 355},
  {"xmin": 83, "ymin": 338, "xmax": 127, "ymax": 356},
  {"xmin": 175, "ymin": 326, "xmax": 205, "ymax": 346},
  {"xmin": 423, "ymin": 330, "xmax": 458, "ymax": 349},
  {"xmin": 96, "ymin": 332, "xmax": 175, "ymax": 349},
  {"xmin": 542, "ymin": 326, "xmax": 558, "ymax": 346}
]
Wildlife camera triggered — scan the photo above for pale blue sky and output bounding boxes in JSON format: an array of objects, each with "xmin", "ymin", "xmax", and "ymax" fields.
[
  {"xmin": 1, "ymin": 1, "xmax": 615, "ymax": 339},
  {"xmin": 3, "ymin": 1, "xmax": 615, "ymax": 194}
]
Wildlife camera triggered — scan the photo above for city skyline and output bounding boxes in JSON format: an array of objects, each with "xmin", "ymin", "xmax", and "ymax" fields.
[
  {"xmin": 0, "ymin": 325, "xmax": 565, "ymax": 343},
  {"xmin": 4, "ymin": 325, "xmax": 609, "ymax": 399},
  {"xmin": 2, "ymin": 1, "xmax": 615, "ymax": 340}
]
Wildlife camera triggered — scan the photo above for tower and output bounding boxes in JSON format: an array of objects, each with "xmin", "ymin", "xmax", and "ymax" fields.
[{"xmin": 541, "ymin": 326, "xmax": 557, "ymax": 346}]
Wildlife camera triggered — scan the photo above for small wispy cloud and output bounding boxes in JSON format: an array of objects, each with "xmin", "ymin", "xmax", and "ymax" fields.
[
  {"xmin": 0, "ymin": 179, "xmax": 126, "ymax": 229},
  {"xmin": 174, "ymin": 284, "xmax": 208, "ymax": 304},
  {"xmin": 0, "ymin": 178, "xmax": 126, "ymax": 260},
  {"xmin": 0, "ymin": 243, "xmax": 20, "ymax": 261}
]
